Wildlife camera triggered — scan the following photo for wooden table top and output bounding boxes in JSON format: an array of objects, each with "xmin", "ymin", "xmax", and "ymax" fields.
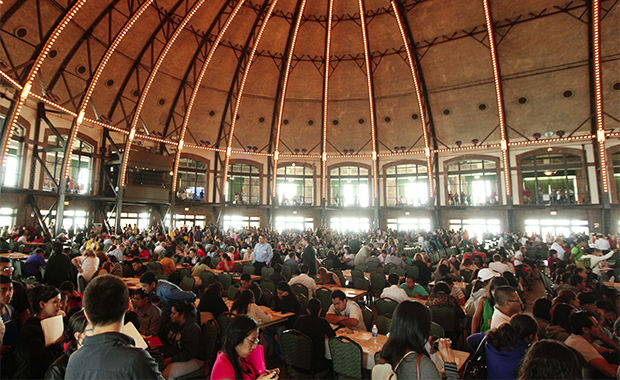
[
  {"xmin": 342, "ymin": 269, "xmax": 404, "ymax": 283},
  {"xmin": 224, "ymin": 299, "xmax": 294, "ymax": 328},
  {"xmin": 211, "ymin": 269, "xmax": 261, "ymax": 282},
  {"xmin": 321, "ymin": 286, "xmax": 368, "ymax": 300},
  {"xmin": 603, "ymin": 281, "xmax": 620, "ymax": 289},
  {"xmin": 0, "ymin": 253, "xmax": 31, "ymax": 259},
  {"xmin": 335, "ymin": 328, "xmax": 388, "ymax": 356},
  {"xmin": 122, "ymin": 277, "xmax": 142, "ymax": 290}
]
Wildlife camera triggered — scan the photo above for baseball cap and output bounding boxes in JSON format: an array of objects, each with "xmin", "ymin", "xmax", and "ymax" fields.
[{"xmin": 477, "ymin": 268, "xmax": 499, "ymax": 282}]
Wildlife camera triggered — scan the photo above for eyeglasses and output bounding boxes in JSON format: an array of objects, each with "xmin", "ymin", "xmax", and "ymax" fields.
[
  {"xmin": 1, "ymin": 267, "xmax": 13, "ymax": 272},
  {"xmin": 245, "ymin": 337, "xmax": 260, "ymax": 346},
  {"xmin": 506, "ymin": 299, "xmax": 523, "ymax": 304}
]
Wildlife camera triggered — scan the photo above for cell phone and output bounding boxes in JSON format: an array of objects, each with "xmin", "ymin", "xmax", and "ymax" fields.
[
  {"xmin": 432, "ymin": 338, "xmax": 452, "ymax": 352},
  {"xmin": 270, "ymin": 372, "xmax": 278, "ymax": 379}
]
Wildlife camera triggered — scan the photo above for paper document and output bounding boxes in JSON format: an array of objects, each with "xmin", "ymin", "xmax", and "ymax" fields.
[
  {"xmin": 41, "ymin": 315, "xmax": 64, "ymax": 346},
  {"xmin": 123, "ymin": 322, "xmax": 148, "ymax": 349}
]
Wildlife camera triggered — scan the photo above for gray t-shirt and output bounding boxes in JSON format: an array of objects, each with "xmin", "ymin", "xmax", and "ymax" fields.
[{"xmin": 396, "ymin": 353, "xmax": 458, "ymax": 380}]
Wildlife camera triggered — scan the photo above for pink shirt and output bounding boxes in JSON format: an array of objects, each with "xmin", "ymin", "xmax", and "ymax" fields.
[{"xmin": 210, "ymin": 345, "xmax": 265, "ymax": 380}]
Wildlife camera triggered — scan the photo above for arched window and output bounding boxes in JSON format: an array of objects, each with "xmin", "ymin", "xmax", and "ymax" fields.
[
  {"xmin": 1, "ymin": 123, "xmax": 24, "ymax": 187},
  {"xmin": 329, "ymin": 166, "xmax": 369, "ymax": 207},
  {"xmin": 176, "ymin": 158, "xmax": 207, "ymax": 201},
  {"xmin": 226, "ymin": 163, "xmax": 260, "ymax": 204},
  {"xmin": 385, "ymin": 162, "xmax": 429, "ymax": 206},
  {"xmin": 521, "ymin": 152, "xmax": 584, "ymax": 204},
  {"xmin": 44, "ymin": 136, "xmax": 94, "ymax": 194},
  {"xmin": 276, "ymin": 165, "xmax": 314, "ymax": 206},
  {"xmin": 446, "ymin": 159, "xmax": 499, "ymax": 206}
]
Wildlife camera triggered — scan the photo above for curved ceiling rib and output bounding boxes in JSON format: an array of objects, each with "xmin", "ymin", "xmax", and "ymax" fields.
[
  {"xmin": 170, "ymin": 0, "xmax": 248, "ymax": 192},
  {"xmin": 106, "ymin": 0, "xmax": 187, "ymax": 123},
  {"xmin": 270, "ymin": 0, "xmax": 307, "ymax": 197},
  {"xmin": 592, "ymin": 0, "xmax": 609, "ymax": 194},
  {"xmin": 0, "ymin": 0, "xmax": 88, "ymax": 168},
  {"xmin": 221, "ymin": 0, "xmax": 280, "ymax": 196},
  {"xmin": 321, "ymin": 0, "xmax": 335, "ymax": 200},
  {"xmin": 119, "ymin": 0, "xmax": 210, "ymax": 188},
  {"xmin": 482, "ymin": 0, "xmax": 511, "ymax": 197},
  {"xmin": 61, "ymin": 0, "xmax": 155, "ymax": 180},
  {"xmin": 161, "ymin": 0, "xmax": 237, "ymax": 141},
  {"xmin": 46, "ymin": 0, "xmax": 123, "ymax": 94},
  {"xmin": 391, "ymin": 0, "xmax": 434, "ymax": 198},
  {"xmin": 357, "ymin": 0, "xmax": 379, "ymax": 200}
]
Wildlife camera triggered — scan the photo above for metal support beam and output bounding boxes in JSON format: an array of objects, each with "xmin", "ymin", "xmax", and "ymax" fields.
[
  {"xmin": 320, "ymin": 0, "xmax": 335, "ymax": 202},
  {"xmin": 28, "ymin": 195, "xmax": 51, "ymax": 237}
]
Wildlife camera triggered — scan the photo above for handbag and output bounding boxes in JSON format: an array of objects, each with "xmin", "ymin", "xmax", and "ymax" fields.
[
  {"xmin": 371, "ymin": 351, "xmax": 422, "ymax": 380},
  {"xmin": 463, "ymin": 334, "xmax": 488, "ymax": 380}
]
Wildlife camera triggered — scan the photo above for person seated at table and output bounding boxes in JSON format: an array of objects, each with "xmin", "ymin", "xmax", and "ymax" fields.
[
  {"xmin": 217, "ymin": 255, "xmax": 235, "ymax": 272},
  {"xmin": 231, "ymin": 290, "xmax": 270, "ymax": 324},
  {"xmin": 236, "ymin": 273, "xmax": 263, "ymax": 304},
  {"xmin": 316, "ymin": 267, "xmax": 341, "ymax": 287},
  {"xmin": 271, "ymin": 282, "xmax": 302, "ymax": 330},
  {"xmin": 16, "ymin": 232, "xmax": 29, "ymax": 245},
  {"xmin": 243, "ymin": 246, "xmax": 254, "ymax": 261},
  {"xmin": 72, "ymin": 249, "xmax": 100, "ymax": 284},
  {"xmin": 268, "ymin": 263, "xmax": 287, "ymax": 285},
  {"xmin": 426, "ymin": 282, "xmax": 466, "ymax": 332},
  {"xmin": 198, "ymin": 282, "xmax": 228, "ymax": 318},
  {"xmin": 44, "ymin": 309, "xmax": 91, "ymax": 380},
  {"xmin": 283, "ymin": 252, "xmax": 299, "ymax": 268},
  {"xmin": 211, "ymin": 315, "xmax": 280, "ymax": 380},
  {"xmin": 22, "ymin": 248, "xmax": 47, "ymax": 281},
  {"xmin": 472, "ymin": 276, "xmax": 509, "ymax": 334},
  {"xmin": 191, "ymin": 256, "xmax": 212, "ymax": 277},
  {"xmin": 460, "ymin": 257, "xmax": 479, "ymax": 273},
  {"xmin": 379, "ymin": 300, "xmax": 458, "ymax": 380},
  {"xmin": 140, "ymin": 271, "xmax": 196, "ymax": 313},
  {"xmin": 133, "ymin": 290, "xmax": 162, "ymax": 337},
  {"xmin": 180, "ymin": 248, "xmax": 199, "ymax": 266},
  {"xmin": 399, "ymin": 275, "xmax": 429, "ymax": 300},
  {"xmin": 516, "ymin": 339, "xmax": 584, "ymax": 380},
  {"xmin": 532, "ymin": 297, "xmax": 552, "ymax": 340},
  {"xmin": 442, "ymin": 276, "xmax": 465, "ymax": 306},
  {"xmin": 325, "ymin": 249, "xmax": 344, "ymax": 269},
  {"xmin": 104, "ymin": 256, "xmax": 124, "ymax": 277},
  {"xmin": 287, "ymin": 264, "xmax": 317, "ymax": 297},
  {"xmin": 341, "ymin": 246, "xmax": 355, "ymax": 267},
  {"xmin": 160, "ymin": 257, "xmax": 177, "ymax": 276},
  {"xmin": 59, "ymin": 281, "xmax": 82, "ymax": 311},
  {"xmin": 565, "ymin": 311, "xmax": 619, "ymax": 379},
  {"xmin": 412, "ymin": 253, "xmax": 432, "ymax": 286},
  {"xmin": 160, "ymin": 301, "xmax": 203, "ymax": 380},
  {"xmin": 365, "ymin": 249, "xmax": 383, "ymax": 267},
  {"xmin": 380, "ymin": 273, "xmax": 409, "ymax": 303},
  {"xmin": 13, "ymin": 285, "xmax": 63, "ymax": 379},
  {"xmin": 43, "ymin": 246, "xmax": 73, "ymax": 289},
  {"xmin": 326, "ymin": 289, "xmax": 366, "ymax": 331},
  {"xmin": 468, "ymin": 313, "xmax": 539, "ymax": 380},
  {"xmin": 0, "ymin": 237, "xmax": 10, "ymax": 253},
  {"xmin": 545, "ymin": 302, "xmax": 575, "ymax": 342},
  {"xmin": 293, "ymin": 298, "xmax": 335, "ymax": 374},
  {"xmin": 400, "ymin": 253, "xmax": 411, "ymax": 265},
  {"xmin": 130, "ymin": 258, "xmax": 148, "ymax": 278}
]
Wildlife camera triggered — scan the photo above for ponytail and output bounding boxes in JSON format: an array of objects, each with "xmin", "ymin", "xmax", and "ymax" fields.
[{"xmin": 487, "ymin": 323, "xmax": 518, "ymax": 351}]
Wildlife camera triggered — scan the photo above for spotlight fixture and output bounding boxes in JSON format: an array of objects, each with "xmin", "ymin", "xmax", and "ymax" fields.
[
  {"xmin": 184, "ymin": 207, "xmax": 189, "ymax": 212},
  {"xmin": 544, "ymin": 131, "xmax": 554, "ymax": 139},
  {"xmin": 350, "ymin": 149, "xmax": 355, "ymax": 154},
  {"xmin": 394, "ymin": 146, "xmax": 400, "ymax": 151},
  {"xmin": 400, "ymin": 146, "xmax": 405, "ymax": 151},
  {"xmin": 550, "ymin": 211, "xmax": 558, "ymax": 216},
  {"xmin": 252, "ymin": 147, "xmax": 258, "ymax": 152},
  {"xmin": 169, "ymin": 171, "xmax": 173, "ymax": 175},
  {"xmin": 294, "ymin": 149, "xmax": 300, "ymax": 154},
  {"xmin": 533, "ymin": 133, "xmax": 541, "ymax": 140},
  {"xmin": 405, "ymin": 211, "xmax": 410, "ymax": 216},
  {"xmin": 343, "ymin": 149, "xmax": 349, "ymax": 154},
  {"xmin": 472, "ymin": 139, "xmax": 479, "ymax": 146},
  {"xmin": 455, "ymin": 141, "xmax": 462, "ymax": 147},
  {"xmin": 246, "ymin": 146, "xmax": 252, "ymax": 151},
  {"xmin": 291, "ymin": 163, "xmax": 296, "ymax": 167},
  {"xmin": 301, "ymin": 149, "xmax": 307, "ymax": 153},
  {"xmin": 556, "ymin": 130, "xmax": 565, "ymax": 138},
  {"xmin": 64, "ymin": 201, "xmax": 69, "ymax": 206}
]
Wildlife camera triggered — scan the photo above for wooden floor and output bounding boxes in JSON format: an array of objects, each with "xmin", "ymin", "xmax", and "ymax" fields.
[{"xmin": 524, "ymin": 276, "xmax": 546, "ymax": 313}]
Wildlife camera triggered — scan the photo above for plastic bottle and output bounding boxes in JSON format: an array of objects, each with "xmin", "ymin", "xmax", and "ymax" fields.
[
  {"xmin": 610, "ymin": 276, "xmax": 615, "ymax": 284},
  {"xmin": 372, "ymin": 324, "xmax": 378, "ymax": 338}
]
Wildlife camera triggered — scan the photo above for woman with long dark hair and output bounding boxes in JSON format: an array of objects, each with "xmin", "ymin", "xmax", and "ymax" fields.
[
  {"xmin": 44, "ymin": 310, "xmax": 91, "ymax": 380},
  {"xmin": 379, "ymin": 301, "xmax": 457, "ymax": 379},
  {"xmin": 211, "ymin": 316, "xmax": 279, "ymax": 380},
  {"xmin": 230, "ymin": 290, "xmax": 270, "ymax": 324},
  {"xmin": 198, "ymin": 282, "xmax": 228, "ymax": 318},
  {"xmin": 517, "ymin": 340, "xmax": 583, "ymax": 379},
  {"xmin": 545, "ymin": 302, "xmax": 575, "ymax": 342},
  {"xmin": 161, "ymin": 301, "xmax": 203, "ymax": 380},
  {"xmin": 14, "ymin": 285, "xmax": 63, "ymax": 379}
]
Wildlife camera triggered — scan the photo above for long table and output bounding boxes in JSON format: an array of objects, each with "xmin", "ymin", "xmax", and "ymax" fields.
[
  {"xmin": 603, "ymin": 281, "xmax": 620, "ymax": 290},
  {"xmin": 211, "ymin": 269, "xmax": 260, "ymax": 282},
  {"xmin": 0, "ymin": 253, "xmax": 30, "ymax": 260},
  {"xmin": 319, "ymin": 286, "xmax": 368, "ymax": 300},
  {"xmin": 224, "ymin": 299, "xmax": 294, "ymax": 328},
  {"xmin": 325, "ymin": 328, "xmax": 469, "ymax": 370},
  {"xmin": 342, "ymin": 269, "xmax": 404, "ymax": 283}
]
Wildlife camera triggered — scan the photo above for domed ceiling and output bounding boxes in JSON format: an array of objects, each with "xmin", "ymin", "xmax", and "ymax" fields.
[{"xmin": 1, "ymin": 0, "xmax": 618, "ymax": 156}]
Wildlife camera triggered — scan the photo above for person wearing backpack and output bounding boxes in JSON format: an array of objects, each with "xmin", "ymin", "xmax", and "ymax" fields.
[{"xmin": 374, "ymin": 301, "xmax": 458, "ymax": 380}]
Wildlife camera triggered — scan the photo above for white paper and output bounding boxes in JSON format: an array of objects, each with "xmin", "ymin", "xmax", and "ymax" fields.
[
  {"xmin": 123, "ymin": 322, "xmax": 148, "ymax": 349},
  {"xmin": 41, "ymin": 315, "xmax": 64, "ymax": 346}
]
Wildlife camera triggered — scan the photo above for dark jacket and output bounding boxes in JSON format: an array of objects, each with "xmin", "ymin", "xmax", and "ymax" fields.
[
  {"xmin": 43, "ymin": 253, "xmax": 73, "ymax": 288},
  {"xmin": 65, "ymin": 332, "xmax": 163, "ymax": 379},
  {"xmin": 44, "ymin": 344, "xmax": 77, "ymax": 380},
  {"xmin": 161, "ymin": 319, "xmax": 203, "ymax": 362},
  {"xmin": 302, "ymin": 245, "xmax": 317, "ymax": 276},
  {"xmin": 294, "ymin": 314, "xmax": 336, "ymax": 372},
  {"xmin": 13, "ymin": 316, "xmax": 63, "ymax": 380},
  {"xmin": 198, "ymin": 293, "xmax": 228, "ymax": 317},
  {"xmin": 271, "ymin": 292, "xmax": 302, "ymax": 329}
]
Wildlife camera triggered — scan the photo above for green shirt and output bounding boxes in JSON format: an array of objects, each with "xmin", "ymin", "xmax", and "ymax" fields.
[
  {"xmin": 400, "ymin": 283, "xmax": 429, "ymax": 298},
  {"xmin": 570, "ymin": 246, "xmax": 582, "ymax": 261},
  {"xmin": 481, "ymin": 297, "xmax": 493, "ymax": 332}
]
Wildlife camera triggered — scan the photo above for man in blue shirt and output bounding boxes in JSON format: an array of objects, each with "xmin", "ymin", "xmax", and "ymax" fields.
[
  {"xmin": 139, "ymin": 272, "xmax": 196, "ymax": 312},
  {"xmin": 253, "ymin": 235, "xmax": 273, "ymax": 275},
  {"xmin": 22, "ymin": 249, "xmax": 46, "ymax": 281}
]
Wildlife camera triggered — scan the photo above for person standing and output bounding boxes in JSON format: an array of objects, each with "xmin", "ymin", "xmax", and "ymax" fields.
[
  {"xmin": 301, "ymin": 236, "xmax": 317, "ymax": 277},
  {"xmin": 253, "ymin": 235, "xmax": 273, "ymax": 276}
]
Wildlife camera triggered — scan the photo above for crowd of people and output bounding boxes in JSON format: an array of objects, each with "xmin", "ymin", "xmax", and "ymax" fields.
[{"xmin": 0, "ymin": 221, "xmax": 618, "ymax": 379}]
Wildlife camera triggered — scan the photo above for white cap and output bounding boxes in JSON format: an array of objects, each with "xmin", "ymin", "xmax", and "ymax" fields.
[{"xmin": 477, "ymin": 268, "xmax": 499, "ymax": 282}]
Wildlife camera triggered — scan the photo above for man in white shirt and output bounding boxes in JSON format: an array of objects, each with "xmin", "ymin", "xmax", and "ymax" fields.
[
  {"xmin": 550, "ymin": 237, "xmax": 566, "ymax": 261},
  {"xmin": 489, "ymin": 254, "xmax": 514, "ymax": 274},
  {"xmin": 326, "ymin": 289, "xmax": 366, "ymax": 331},
  {"xmin": 106, "ymin": 244, "xmax": 124, "ymax": 262},
  {"xmin": 565, "ymin": 312, "xmax": 618, "ymax": 378},
  {"xmin": 490, "ymin": 286, "xmax": 522, "ymax": 330},
  {"xmin": 287, "ymin": 264, "xmax": 317, "ymax": 297},
  {"xmin": 153, "ymin": 242, "xmax": 166, "ymax": 257},
  {"xmin": 380, "ymin": 273, "xmax": 409, "ymax": 303},
  {"xmin": 594, "ymin": 235, "xmax": 611, "ymax": 252},
  {"xmin": 512, "ymin": 245, "xmax": 532, "ymax": 289}
]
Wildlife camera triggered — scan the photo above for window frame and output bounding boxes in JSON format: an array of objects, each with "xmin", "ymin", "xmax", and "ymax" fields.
[
  {"xmin": 443, "ymin": 155, "xmax": 502, "ymax": 206},
  {"xmin": 383, "ymin": 160, "xmax": 429, "ymax": 207},
  {"xmin": 276, "ymin": 163, "xmax": 315, "ymax": 206},
  {"xmin": 176, "ymin": 156, "xmax": 209, "ymax": 202},
  {"xmin": 226, "ymin": 160, "xmax": 262, "ymax": 205},
  {"xmin": 327, "ymin": 163, "xmax": 372, "ymax": 208}
]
